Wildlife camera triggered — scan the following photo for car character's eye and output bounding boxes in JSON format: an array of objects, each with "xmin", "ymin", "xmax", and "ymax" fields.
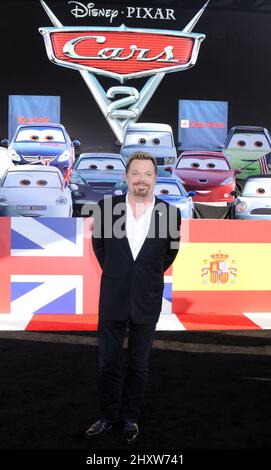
[
  {"xmin": 191, "ymin": 162, "xmax": 200, "ymax": 168},
  {"xmin": 20, "ymin": 179, "xmax": 31, "ymax": 186},
  {"xmin": 256, "ymin": 187, "xmax": 265, "ymax": 194},
  {"xmin": 160, "ymin": 189, "xmax": 169, "ymax": 194},
  {"xmin": 45, "ymin": 135, "xmax": 54, "ymax": 141},
  {"xmin": 207, "ymin": 163, "xmax": 216, "ymax": 168},
  {"xmin": 153, "ymin": 138, "xmax": 160, "ymax": 145},
  {"xmin": 30, "ymin": 135, "xmax": 39, "ymax": 141},
  {"xmin": 255, "ymin": 141, "xmax": 263, "ymax": 147},
  {"xmin": 105, "ymin": 165, "xmax": 114, "ymax": 170},
  {"xmin": 89, "ymin": 164, "xmax": 97, "ymax": 170},
  {"xmin": 37, "ymin": 180, "xmax": 47, "ymax": 186},
  {"xmin": 139, "ymin": 138, "xmax": 146, "ymax": 145},
  {"xmin": 237, "ymin": 140, "xmax": 246, "ymax": 147}
]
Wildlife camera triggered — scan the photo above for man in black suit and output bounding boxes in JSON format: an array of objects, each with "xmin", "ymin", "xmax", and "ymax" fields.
[{"xmin": 85, "ymin": 151, "xmax": 181, "ymax": 443}]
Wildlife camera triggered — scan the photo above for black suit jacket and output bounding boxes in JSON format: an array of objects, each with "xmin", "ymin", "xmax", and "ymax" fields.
[{"xmin": 92, "ymin": 194, "xmax": 181, "ymax": 324}]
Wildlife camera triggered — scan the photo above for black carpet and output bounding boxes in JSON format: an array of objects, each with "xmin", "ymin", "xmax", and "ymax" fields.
[{"xmin": 1, "ymin": 330, "xmax": 271, "ymax": 450}]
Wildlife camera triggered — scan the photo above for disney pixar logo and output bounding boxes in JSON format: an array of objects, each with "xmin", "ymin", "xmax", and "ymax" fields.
[
  {"xmin": 40, "ymin": 0, "xmax": 209, "ymax": 143},
  {"xmin": 68, "ymin": 2, "xmax": 176, "ymax": 23}
]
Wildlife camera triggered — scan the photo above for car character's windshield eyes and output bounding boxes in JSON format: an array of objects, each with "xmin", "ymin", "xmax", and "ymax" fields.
[
  {"xmin": 237, "ymin": 140, "xmax": 246, "ymax": 147},
  {"xmin": 153, "ymin": 138, "xmax": 160, "ymax": 145},
  {"xmin": 20, "ymin": 179, "xmax": 31, "ymax": 186},
  {"xmin": 255, "ymin": 141, "xmax": 263, "ymax": 147},
  {"xmin": 89, "ymin": 164, "xmax": 98, "ymax": 169},
  {"xmin": 105, "ymin": 164, "xmax": 114, "ymax": 170},
  {"xmin": 44, "ymin": 135, "xmax": 54, "ymax": 141},
  {"xmin": 207, "ymin": 163, "xmax": 216, "ymax": 168},
  {"xmin": 256, "ymin": 187, "xmax": 265, "ymax": 194},
  {"xmin": 30, "ymin": 135, "xmax": 39, "ymax": 141},
  {"xmin": 160, "ymin": 188, "xmax": 169, "ymax": 194},
  {"xmin": 191, "ymin": 162, "xmax": 200, "ymax": 168},
  {"xmin": 139, "ymin": 138, "xmax": 146, "ymax": 144},
  {"xmin": 37, "ymin": 180, "xmax": 47, "ymax": 186}
]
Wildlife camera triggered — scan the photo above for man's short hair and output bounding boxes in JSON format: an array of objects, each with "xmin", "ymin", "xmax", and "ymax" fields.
[{"xmin": 125, "ymin": 151, "xmax": 158, "ymax": 175}]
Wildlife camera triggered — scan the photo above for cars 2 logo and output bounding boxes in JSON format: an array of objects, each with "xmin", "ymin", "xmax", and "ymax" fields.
[
  {"xmin": 41, "ymin": 27, "xmax": 203, "ymax": 81},
  {"xmin": 39, "ymin": 1, "xmax": 209, "ymax": 142}
]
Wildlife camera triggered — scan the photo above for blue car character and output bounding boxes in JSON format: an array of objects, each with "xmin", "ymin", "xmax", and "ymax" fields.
[
  {"xmin": 1, "ymin": 123, "xmax": 80, "ymax": 175},
  {"xmin": 114, "ymin": 175, "xmax": 195, "ymax": 219},
  {"xmin": 70, "ymin": 153, "xmax": 126, "ymax": 216}
]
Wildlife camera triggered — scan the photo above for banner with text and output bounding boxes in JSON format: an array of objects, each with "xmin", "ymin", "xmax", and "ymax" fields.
[
  {"xmin": 8, "ymin": 95, "xmax": 61, "ymax": 140},
  {"xmin": 178, "ymin": 99, "xmax": 228, "ymax": 151}
]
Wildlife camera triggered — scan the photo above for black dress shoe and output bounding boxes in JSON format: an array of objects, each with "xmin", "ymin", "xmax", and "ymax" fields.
[
  {"xmin": 122, "ymin": 421, "xmax": 139, "ymax": 443},
  {"xmin": 84, "ymin": 419, "xmax": 115, "ymax": 438}
]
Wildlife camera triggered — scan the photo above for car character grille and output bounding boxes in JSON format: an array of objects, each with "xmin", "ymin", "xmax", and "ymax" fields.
[
  {"xmin": 16, "ymin": 205, "xmax": 47, "ymax": 211},
  {"xmin": 251, "ymin": 208, "xmax": 271, "ymax": 215},
  {"xmin": 23, "ymin": 156, "xmax": 56, "ymax": 162},
  {"xmin": 88, "ymin": 182, "xmax": 116, "ymax": 193},
  {"xmin": 156, "ymin": 157, "xmax": 165, "ymax": 166}
]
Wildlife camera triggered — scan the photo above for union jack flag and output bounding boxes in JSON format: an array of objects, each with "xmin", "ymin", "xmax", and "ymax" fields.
[
  {"xmin": 62, "ymin": 163, "xmax": 73, "ymax": 190},
  {"xmin": 0, "ymin": 218, "xmax": 100, "ymax": 330},
  {"xmin": 0, "ymin": 218, "xmax": 176, "ymax": 331},
  {"xmin": 258, "ymin": 154, "xmax": 270, "ymax": 175}
]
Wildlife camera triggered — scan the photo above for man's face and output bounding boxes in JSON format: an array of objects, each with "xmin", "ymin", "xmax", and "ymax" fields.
[{"xmin": 126, "ymin": 159, "xmax": 156, "ymax": 199}]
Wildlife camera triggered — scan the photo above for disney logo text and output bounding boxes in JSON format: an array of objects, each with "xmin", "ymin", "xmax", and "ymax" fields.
[
  {"xmin": 69, "ymin": 2, "xmax": 118, "ymax": 22},
  {"xmin": 68, "ymin": 2, "xmax": 176, "ymax": 23}
]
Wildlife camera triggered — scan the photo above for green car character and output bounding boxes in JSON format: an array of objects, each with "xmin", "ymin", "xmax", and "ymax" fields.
[{"xmin": 223, "ymin": 126, "xmax": 271, "ymax": 181}]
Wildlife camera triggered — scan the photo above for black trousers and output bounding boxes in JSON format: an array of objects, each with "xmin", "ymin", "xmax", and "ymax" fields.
[{"xmin": 97, "ymin": 317, "xmax": 157, "ymax": 423}]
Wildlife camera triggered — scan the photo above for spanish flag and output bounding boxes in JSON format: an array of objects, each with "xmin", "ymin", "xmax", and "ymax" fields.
[{"xmin": 172, "ymin": 220, "xmax": 271, "ymax": 330}]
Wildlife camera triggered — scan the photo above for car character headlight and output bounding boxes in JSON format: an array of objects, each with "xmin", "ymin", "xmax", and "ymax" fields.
[
  {"xmin": 56, "ymin": 196, "xmax": 68, "ymax": 206},
  {"xmin": 220, "ymin": 176, "xmax": 234, "ymax": 185},
  {"xmin": 164, "ymin": 157, "xmax": 175, "ymax": 164},
  {"xmin": 0, "ymin": 195, "xmax": 8, "ymax": 205},
  {"xmin": 74, "ymin": 192, "xmax": 86, "ymax": 198},
  {"xmin": 58, "ymin": 151, "xmax": 70, "ymax": 162},
  {"xmin": 70, "ymin": 174, "xmax": 84, "ymax": 185},
  {"xmin": 9, "ymin": 149, "xmax": 21, "ymax": 162},
  {"xmin": 235, "ymin": 201, "xmax": 247, "ymax": 212}
]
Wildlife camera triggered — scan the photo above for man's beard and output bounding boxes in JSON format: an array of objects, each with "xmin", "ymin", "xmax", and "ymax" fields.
[{"xmin": 133, "ymin": 184, "xmax": 150, "ymax": 197}]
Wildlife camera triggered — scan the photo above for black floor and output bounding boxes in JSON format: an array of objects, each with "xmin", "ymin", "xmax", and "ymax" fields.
[{"xmin": 1, "ymin": 330, "xmax": 271, "ymax": 450}]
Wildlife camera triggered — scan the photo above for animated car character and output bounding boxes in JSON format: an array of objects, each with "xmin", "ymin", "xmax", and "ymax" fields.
[
  {"xmin": 114, "ymin": 175, "xmax": 195, "ymax": 219},
  {"xmin": 1, "ymin": 123, "xmax": 80, "ymax": 175},
  {"xmin": 120, "ymin": 123, "xmax": 177, "ymax": 176},
  {"xmin": 70, "ymin": 153, "xmax": 126, "ymax": 216},
  {"xmin": 223, "ymin": 126, "xmax": 271, "ymax": 180},
  {"xmin": 0, "ymin": 146, "xmax": 14, "ymax": 178},
  {"xmin": 232, "ymin": 176, "xmax": 271, "ymax": 219},
  {"xmin": 172, "ymin": 150, "xmax": 236, "ymax": 203},
  {"xmin": 0, "ymin": 165, "xmax": 72, "ymax": 217}
]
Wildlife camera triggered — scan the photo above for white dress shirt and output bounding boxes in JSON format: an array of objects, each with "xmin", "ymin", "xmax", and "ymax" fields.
[{"xmin": 126, "ymin": 193, "xmax": 155, "ymax": 260}]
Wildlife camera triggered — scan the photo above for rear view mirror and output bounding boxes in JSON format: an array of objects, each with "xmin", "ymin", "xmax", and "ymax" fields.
[{"xmin": 1, "ymin": 139, "xmax": 9, "ymax": 148}]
